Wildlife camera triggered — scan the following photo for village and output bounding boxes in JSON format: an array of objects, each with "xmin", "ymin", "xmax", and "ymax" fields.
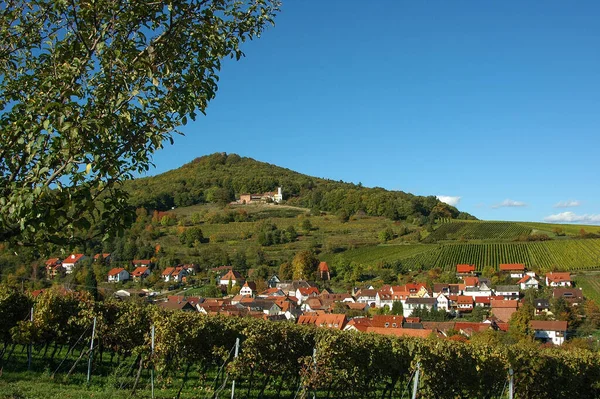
[{"xmin": 42, "ymin": 253, "xmax": 584, "ymax": 346}]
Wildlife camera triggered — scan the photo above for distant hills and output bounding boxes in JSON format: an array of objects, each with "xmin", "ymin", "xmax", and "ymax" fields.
[{"xmin": 125, "ymin": 152, "xmax": 476, "ymax": 222}]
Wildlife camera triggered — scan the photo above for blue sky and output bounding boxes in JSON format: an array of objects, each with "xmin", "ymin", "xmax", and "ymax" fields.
[{"xmin": 148, "ymin": 0, "xmax": 600, "ymax": 224}]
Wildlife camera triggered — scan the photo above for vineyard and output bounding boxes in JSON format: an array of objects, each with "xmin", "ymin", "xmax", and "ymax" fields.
[
  {"xmin": 334, "ymin": 239, "xmax": 600, "ymax": 272},
  {"xmin": 1, "ymin": 286, "xmax": 599, "ymax": 399},
  {"xmin": 425, "ymin": 221, "xmax": 532, "ymax": 242}
]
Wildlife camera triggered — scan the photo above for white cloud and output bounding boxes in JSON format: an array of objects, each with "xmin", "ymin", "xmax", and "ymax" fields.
[
  {"xmin": 554, "ymin": 200, "xmax": 581, "ymax": 208},
  {"xmin": 543, "ymin": 211, "xmax": 600, "ymax": 225},
  {"xmin": 492, "ymin": 199, "xmax": 527, "ymax": 209},
  {"xmin": 437, "ymin": 195, "xmax": 461, "ymax": 207}
]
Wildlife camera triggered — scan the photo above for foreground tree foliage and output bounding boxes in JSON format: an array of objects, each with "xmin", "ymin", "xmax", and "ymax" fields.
[
  {"xmin": 2, "ymin": 285, "xmax": 600, "ymax": 399},
  {"xmin": 0, "ymin": 0, "xmax": 280, "ymax": 246}
]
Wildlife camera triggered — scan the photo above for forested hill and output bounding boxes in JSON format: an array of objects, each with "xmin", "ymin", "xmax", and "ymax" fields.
[{"xmin": 125, "ymin": 152, "xmax": 476, "ymax": 222}]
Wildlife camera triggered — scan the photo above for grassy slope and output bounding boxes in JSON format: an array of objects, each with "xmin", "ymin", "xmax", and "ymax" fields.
[{"xmin": 156, "ymin": 204, "xmax": 600, "ymax": 274}]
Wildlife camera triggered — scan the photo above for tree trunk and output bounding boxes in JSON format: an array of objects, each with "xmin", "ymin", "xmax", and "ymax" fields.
[
  {"xmin": 257, "ymin": 375, "xmax": 271, "ymax": 398},
  {"xmin": 176, "ymin": 363, "xmax": 192, "ymax": 399},
  {"xmin": 66, "ymin": 348, "xmax": 91, "ymax": 379},
  {"xmin": 131, "ymin": 355, "xmax": 145, "ymax": 396},
  {"xmin": 246, "ymin": 368, "xmax": 255, "ymax": 398}
]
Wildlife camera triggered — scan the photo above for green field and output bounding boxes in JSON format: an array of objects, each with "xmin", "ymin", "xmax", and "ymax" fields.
[
  {"xmin": 574, "ymin": 272, "xmax": 600, "ymax": 305},
  {"xmin": 425, "ymin": 221, "xmax": 532, "ymax": 241},
  {"xmin": 332, "ymin": 239, "xmax": 600, "ymax": 272}
]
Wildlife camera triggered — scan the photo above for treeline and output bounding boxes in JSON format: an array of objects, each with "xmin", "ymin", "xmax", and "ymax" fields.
[
  {"xmin": 1, "ymin": 285, "xmax": 599, "ymax": 399},
  {"xmin": 125, "ymin": 152, "xmax": 475, "ymax": 222}
]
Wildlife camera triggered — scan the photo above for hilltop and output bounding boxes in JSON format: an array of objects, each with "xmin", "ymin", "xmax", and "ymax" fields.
[{"xmin": 124, "ymin": 152, "xmax": 475, "ymax": 222}]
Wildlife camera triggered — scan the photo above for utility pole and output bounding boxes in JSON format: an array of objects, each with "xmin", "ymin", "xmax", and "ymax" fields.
[
  {"xmin": 508, "ymin": 368, "xmax": 514, "ymax": 399},
  {"xmin": 87, "ymin": 317, "xmax": 97, "ymax": 384},
  {"xmin": 27, "ymin": 307, "xmax": 33, "ymax": 370},
  {"xmin": 230, "ymin": 338, "xmax": 240, "ymax": 399},
  {"xmin": 151, "ymin": 325, "xmax": 155, "ymax": 399},
  {"xmin": 411, "ymin": 362, "xmax": 421, "ymax": 399}
]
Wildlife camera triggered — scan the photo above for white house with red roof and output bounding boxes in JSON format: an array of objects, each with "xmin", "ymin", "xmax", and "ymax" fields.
[
  {"xmin": 162, "ymin": 266, "xmax": 187, "ymax": 283},
  {"xmin": 219, "ymin": 270, "xmax": 244, "ymax": 286},
  {"xmin": 296, "ymin": 286, "xmax": 320, "ymax": 304},
  {"xmin": 240, "ymin": 281, "xmax": 257, "ymax": 297},
  {"xmin": 456, "ymin": 264, "xmax": 476, "ymax": 275},
  {"xmin": 131, "ymin": 266, "xmax": 151, "ymax": 281},
  {"xmin": 108, "ymin": 268, "xmax": 129, "ymax": 282},
  {"xmin": 62, "ymin": 253, "xmax": 87, "ymax": 274},
  {"xmin": 499, "ymin": 263, "xmax": 526, "ymax": 278},
  {"xmin": 545, "ymin": 272, "xmax": 572, "ymax": 287},
  {"xmin": 518, "ymin": 274, "xmax": 540, "ymax": 290},
  {"xmin": 530, "ymin": 320, "xmax": 568, "ymax": 345}
]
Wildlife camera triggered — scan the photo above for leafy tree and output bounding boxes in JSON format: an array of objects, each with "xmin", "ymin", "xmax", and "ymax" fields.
[
  {"xmin": 279, "ymin": 262, "xmax": 293, "ymax": 280},
  {"xmin": 378, "ymin": 227, "xmax": 394, "ymax": 243},
  {"xmin": 301, "ymin": 218, "xmax": 313, "ymax": 234},
  {"xmin": 391, "ymin": 301, "xmax": 403, "ymax": 316},
  {"xmin": 292, "ymin": 251, "xmax": 318, "ymax": 280},
  {"xmin": 179, "ymin": 226, "xmax": 204, "ymax": 247},
  {"xmin": 0, "ymin": 0, "xmax": 280, "ymax": 246},
  {"xmin": 508, "ymin": 301, "xmax": 535, "ymax": 341},
  {"xmin": 84, "ymin": 267, "xmax": 98, "ymax": 300}
]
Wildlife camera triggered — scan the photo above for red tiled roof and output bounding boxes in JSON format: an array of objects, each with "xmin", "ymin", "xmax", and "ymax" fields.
[
  {"xmin": 132, "ymin": 259, "xmax": 152, "ymax": 266},
  {"xmin": 457, "ymin": 264, "xmax": 476, "ymax": 273},
  {"xmin": 131, "ymin": 266, "xmax": 149, "ymax": 277},
  {"xmin": 530, "ymin": 320, "xmax": 567, "ymax": 331},
  {"xmin": 221, "ymin": 270, "xmax": 243, "ymax": 281},
  {"xmin": 318, "ymin": 261, "xmax": 330, "ymax": 272},
  {"xmin": 298, "ymin": 287, "xmax": 320, "ymax": 296},
  {"xmin": 499, "ymin": 263, "xmax": 525, "ymax": 271},
  {"xmin": 94, "ymin": 253, "xmax": 110, "ymax": 260},
  {"xmin": 491, "ymin": 299, "xmax": 519, "ymax": 309},
  {"xmin": 45, "ymin": 258, "xmax": 61, "ymax": 267},
  {"xmin": 367, "ymin": 327, "xmax": 434, "ymax": 338},
  {"xmin": 162, "ymin": 267, "xmax": 175, "ymax": 276},
  {"xmin": 546, "ymin": 272, "xmax": 571, "ymax": 284},
  {"xmin": 463, "ymin": 277, "xmax": 479, "ymax": 287},
  {"xmin": 457, "ymin": 296, "xmax": 473, "ymax": 304},
  {"xmin": 64, "ymin": 253, "xmax": 85, "ymax": 264},
  {"xmin": 108, "ymin": 267, "xmax": 125, "ymax": 276}
]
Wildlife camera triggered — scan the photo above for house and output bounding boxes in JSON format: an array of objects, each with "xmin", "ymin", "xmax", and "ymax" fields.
[
  {"xmin": 296, "ymin": 287, "xmax": 320, "ymax": 304},
  {"xmin": 490, "ymin": 300, "xmax": 519, "ymax": 322},
  {"xmin": 546, "ymin": 272, "xmax": 572, "ymax": 287},
  {"xmin": 240, "ymin": 282, "xmax": 257, "ymax": 297},
  {"xmin": 518, "ymin": 275, "xmax": 540, "ymax": 290},
  {"xmin": 162, "ymin": 266, "xmax": 187, "ymax": 283},
  {"xmin": 45, "ymin": 258, "xmax": 63, "ymax": 279},
  {"xmin": 499, "ymin": 263, "xmax": 526, "ymax": 278},
  {"xmin": 436, "ymin": 294, "xmax": 450, "ymax": 311},
  {"xmin": 267, "ymin": 275, "xmax": 281, "ymax": 288},
  {"xmin": 108, "ymin": 268, "xmax": 129, "ymax": 282},
  {"xmin": 318, "ymin": 262, "xmax": 331, "ymax": 280},
  {"xmin": 375, "ymin": 291, "xmax": 394, "ymax": 309},
  {"xmin": 456, "ymin": 264, "xmax": 476, "ymax": 275},
  {"xmin": 366, "ymin": 328, "xmax": 435, "ymax": 338},
  {"xmin": 62, "ymin": 253, "xmax": 87, "ymax": 274},
  {"xmin": 238, "ymin": 187, "xmax": 283, "ymax": 204},
  {"xmin": 158, "ymin": 300, "xmax": 197, "ymax": 312},
  {"xmin": 403, "ymin": 297, "xmax": 437, "ymax": 317},
  {"xmin": 530, "ymin": 320, "xmax": 568, "ymax": 345},
  {"xmin": 276, "ymin": 280, "xmax": 316, "ymax": 296},
  {"xmin": 258, "ymin": 287, "xmax": 286, "ymax": 298},
  {"xmin": 533, "ymin": 298, "xmax": 550, "ymax": 315},
  {"xmin": 132, "ymin": 259, "xmax": 154, "ymax": 268},
  {"xmin": 93, "ymin": 253, "xmax": 111, "ymax": 264},
  {"xmin": 494, "ymin": 285, "xmax": 520, "ymax": 300},
  {"xmin": 463, "ymin": 276, "xmax": 479, "ymax": 288},
  {"xmin": 552, "ymin": 288, "xmax": 584, "ymax": 306},
  {"xmin": 219, "ymin": 270, "xmax": 244, "ymax": 286},
  {"xmin": 456, "ymin": 296, "xmax": 474, "ymax": 312},
  {"xmin": 131, "ymin": 266, "xmax": 151, "ymax": 281},
  {"xmin": 297, "ymin": 314, "xmax": 347, "ymax": 330},
  {"xmin": 355, "ymin": 289, "xmax": 378, "ymax": 307}
]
